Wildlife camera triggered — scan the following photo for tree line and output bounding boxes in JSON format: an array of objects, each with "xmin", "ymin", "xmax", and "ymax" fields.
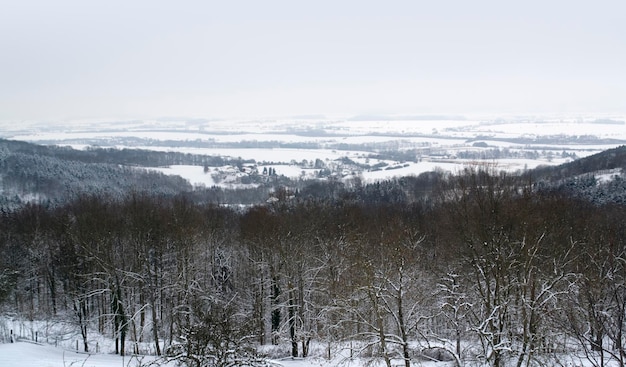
[{"xmin": 2, "ymin": 168, "xmax": 626, "ymax": 367}]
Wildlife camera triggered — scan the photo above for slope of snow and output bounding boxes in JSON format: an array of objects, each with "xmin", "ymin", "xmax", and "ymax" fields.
[
  {"xmin": 0, "ymin": 342, "xmax": 165, "ymax": 367},
  {"xmin": 0, "ymin": 341, "xmax": 463, "ymax": 367}
]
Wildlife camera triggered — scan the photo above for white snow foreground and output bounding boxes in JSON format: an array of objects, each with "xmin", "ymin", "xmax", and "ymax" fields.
[
  {"xmin": 0, "ymin": 341, "xmax": 163, "ymax": 367},
  {"xmin": 0, "ymin": 341, "xmax": 464, "ymax": 367}
]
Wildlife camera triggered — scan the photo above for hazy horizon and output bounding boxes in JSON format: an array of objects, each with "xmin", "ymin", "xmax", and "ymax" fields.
[{"xmin": 2, "ymin": 1, "xmax": 625, "ymax": 122}]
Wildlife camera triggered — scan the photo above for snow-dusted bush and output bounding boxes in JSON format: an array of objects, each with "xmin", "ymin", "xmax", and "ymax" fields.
[{"xmin": 166, "ymin": 297, "xmax": 265, "ymax": 367}]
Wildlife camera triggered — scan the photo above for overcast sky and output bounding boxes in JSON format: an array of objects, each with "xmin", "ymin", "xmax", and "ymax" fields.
[{"xmin": 1, "ymin": 1, "xmax": 625, "ymax": 121}]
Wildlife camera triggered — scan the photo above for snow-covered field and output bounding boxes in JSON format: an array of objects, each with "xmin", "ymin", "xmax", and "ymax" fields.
[
  {"xmin": 1, "ymin": 115, "xmax": 625, "ymax": 186},
  {"xmin": 0, "ymin": 342, "xmax": 163, "ymax": 367},
  {"xmin": 4, "ymin": 115, "xmax": 625, "ymax": 139},
  {"xmin": 0, "ymin": 316, "xmax": 458, "ymax": 367},
  {"xmin": 0, "ymin": 342, "xmax": 463, "ymax": 367}
]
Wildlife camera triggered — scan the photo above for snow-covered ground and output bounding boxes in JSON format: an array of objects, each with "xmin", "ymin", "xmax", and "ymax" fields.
[
  {"xmin": 0, "ymin": 342, "xmax": 164, "ymax": 367},
  {"xmin": 0, "ymin": 309, "xmax": 606, "ymax": 367},
  {"xmin": 0, "ymin": 316, "xmax": 457, "ymax": 367},
  {"xmin": 4, "ymin": 115, "xmax": 625, "ymax": 138},
  {"xmin": 150, "ymin": 157, "xmax": 569, "ymax": 188},
  {"xmin": 1, "ymin": 116, "xmax": 624, "ymax": 186},
  {"xmin": 0, "ymin": 341, "xmax": 464, "ymax": 367},
  {"xmin": 0, "ymin": 339, "xmax": 607, "ymax": 367}
]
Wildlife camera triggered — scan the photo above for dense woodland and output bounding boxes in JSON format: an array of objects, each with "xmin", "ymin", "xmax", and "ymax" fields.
[{"xmin": 2, "ymin": 141, "xmax": 626, "ymax": 367}]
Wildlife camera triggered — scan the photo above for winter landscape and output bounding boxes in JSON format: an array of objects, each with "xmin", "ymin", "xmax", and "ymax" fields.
[
  {"xmin": 3, "ymin": 1, "xmax": 626, "ymax": 366},
  {"xmin": 3, "ymin": 115, "xmax": 626, "ymax": 188},
  {"xmin": 3, "ymin": 115, "xmax": 626, "ymax": 367}
]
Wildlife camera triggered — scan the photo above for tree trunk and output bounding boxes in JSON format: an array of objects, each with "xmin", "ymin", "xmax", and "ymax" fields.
[
  {"xmin": 140, "ymin": 292, "xmax": 146, "ymax": 342},
  {"xmin": 112, "ymin": 277, "xmax": 127, "ymax": 356},
  {"xmin": 370, "ymin": 290, "xmax": 392, "ymax": 367},
  {"xmin": 271, "ymin": 274, "xmax": 281, "ymax": 345},
  {"xmin": 151, "ymin": 301, "xmax": 161, "ymax": 356},
  {"xmin": 289, "ymin": 290, "xmax": 298, "ymax": 357},
  {"xmin": 80, "ymin": 300, "xmax": 89, "ymax": 352},
  {"xmin": 74, "ymin": 298, "xmax": 89, "ymax": 352},
  {"xmin": 397, "ymin": 280, "xmax": 411, "ymax": 367},
  {"xmin": 46, "ymin": 267, "xmax": 57, "ymax": 315},
  {"xmin": 302, "ymin": 337, "xmax": 311, "ymax": 358}
]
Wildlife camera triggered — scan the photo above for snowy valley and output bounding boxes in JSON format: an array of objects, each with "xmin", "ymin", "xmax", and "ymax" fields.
[{"xmin": 2, "ymin": 115, "xmax": 625, "ymax": 191}]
